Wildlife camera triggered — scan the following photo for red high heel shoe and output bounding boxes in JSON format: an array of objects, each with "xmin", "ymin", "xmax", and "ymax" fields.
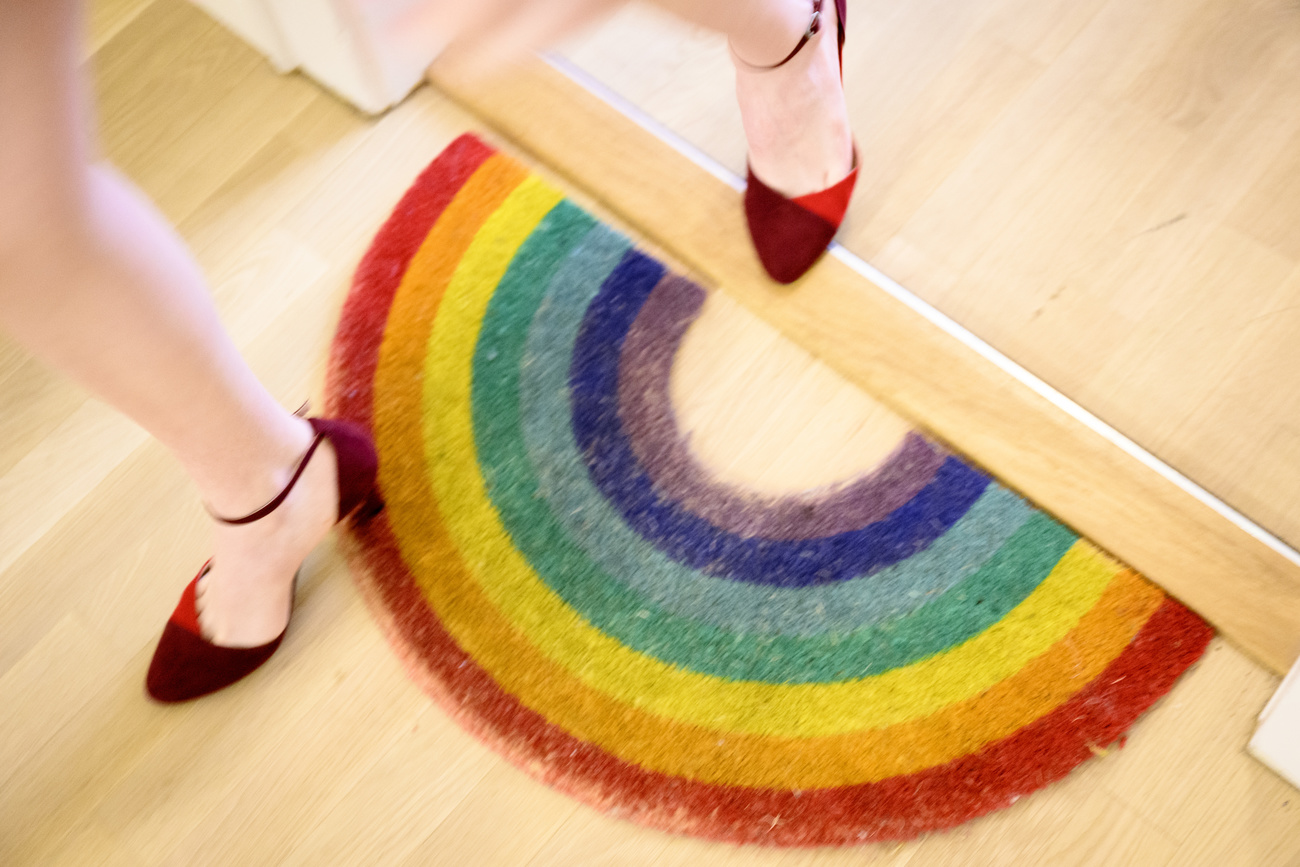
[
  {"xmin": 740, "ymin": 0, "xmax": 857, "ymax": 284},
  {"xmin": 146, "ymin": 417, "xmax": 381, "ymax": 703}
]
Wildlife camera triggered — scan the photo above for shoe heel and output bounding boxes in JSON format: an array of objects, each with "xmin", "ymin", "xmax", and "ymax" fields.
[
  {"xmin": 355, "ymin": 489, "xmax": 386, "ymax": 523},
  {"xmin": 309, "ymin": 417, "xmax": 379, "ymax": 521}
]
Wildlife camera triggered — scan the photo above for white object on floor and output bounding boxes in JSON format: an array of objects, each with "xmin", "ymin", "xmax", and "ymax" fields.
[
  {"xmin": 1250, "ymin": 655, "xmax": 1300, "ymax": 790},
  {"xmin": 188, "ymin": 0, "xmax": 441, "ymax": 114}
]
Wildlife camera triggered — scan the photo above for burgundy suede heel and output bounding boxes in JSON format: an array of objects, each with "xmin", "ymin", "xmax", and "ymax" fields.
[
  {"xmin": 146, "ymin": 417, "xmax": 380, "ymax": 703},
  {"xmin": 741, "ymin": 0, "xmax": 858, "ymax": 284}
]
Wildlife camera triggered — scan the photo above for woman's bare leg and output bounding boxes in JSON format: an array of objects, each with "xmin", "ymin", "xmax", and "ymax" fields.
[
  {"xmin": 656, "ymin": 0, "xmax": 855, "ymax": 198},
  {"xmin": 0, "ymin": 0, "xmax": 337, "ymax": 647},
  {"xmin": 424, "ymin": 0, "xmax": 855, "ymax": 198}
]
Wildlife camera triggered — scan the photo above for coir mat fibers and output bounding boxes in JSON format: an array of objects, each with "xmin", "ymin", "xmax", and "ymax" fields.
[{"xmin": 324, "ymin": 133, "xmax": 1213, "ymax": 846}]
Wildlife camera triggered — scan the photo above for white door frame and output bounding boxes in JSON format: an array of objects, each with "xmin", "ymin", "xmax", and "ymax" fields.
[{"xmin": 189, "ymin": 0, "xmax": 440, "ymax": 114}]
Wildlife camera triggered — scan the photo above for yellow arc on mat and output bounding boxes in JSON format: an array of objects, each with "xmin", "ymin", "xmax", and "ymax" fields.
[
  {"xmin": 418, "ymin": 176, "xmax": 1119, "ymax": 737},
  {"xmin": 371, "ymin": 154, "xmax": 1164, "ymax": 785}
]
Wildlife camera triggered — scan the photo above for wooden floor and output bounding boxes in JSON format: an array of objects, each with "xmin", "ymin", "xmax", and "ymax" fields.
[{"xmin": 2, "ymin": 0, "xmax": 1299, "ymax": 864}]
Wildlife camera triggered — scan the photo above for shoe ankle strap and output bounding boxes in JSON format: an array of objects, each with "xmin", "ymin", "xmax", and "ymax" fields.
[
  {"xmin": 207, "ymin": 428, "xmax": 327, "ymax": 525},
  {"xmin": 731, "ymin": 0, "xmax": 822, "ymax": 70}
]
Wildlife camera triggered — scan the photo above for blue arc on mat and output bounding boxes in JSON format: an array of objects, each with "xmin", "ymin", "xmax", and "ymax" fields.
[
  {"xmin": 567, "ymin": 249, "xmax": 993, "ymax": 587},
  {"xmin": 470, "ymin": 214, "xmax": 1067, "ymax": 682},
  {"xmin": 507, "ymin": 220, "xmax": 1036, "ymax": 636}
]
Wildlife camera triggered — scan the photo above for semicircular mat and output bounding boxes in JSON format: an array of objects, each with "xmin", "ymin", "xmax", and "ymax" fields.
[{"xmin": 325, "ymin": 133, "xmax": 1214, "ymax": 846}]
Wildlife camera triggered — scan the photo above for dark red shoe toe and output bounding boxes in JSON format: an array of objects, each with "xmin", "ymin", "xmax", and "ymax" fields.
[
  {"xmin": 146, "ymin": 568, "xmax": 284, "ymax": 704},
  {"xmin": 744, "ymin": 164, "xmax": 858, "ymax": 284}
]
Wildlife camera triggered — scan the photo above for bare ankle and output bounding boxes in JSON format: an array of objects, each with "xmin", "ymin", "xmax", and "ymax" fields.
[{"xmin": 193, "ymin": 414, "xmax": 318, "ymax": 520}]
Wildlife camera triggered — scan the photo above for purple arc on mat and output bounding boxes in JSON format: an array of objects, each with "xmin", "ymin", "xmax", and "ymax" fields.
[
  {"xmin": 569, "ymin": 250, "xmax": 992, "ymax": 587},
  {"xmin": 618, "ymin": 274, "xmax": 949, "ymax": 542}
]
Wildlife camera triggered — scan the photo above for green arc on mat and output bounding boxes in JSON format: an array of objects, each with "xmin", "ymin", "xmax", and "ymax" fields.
[{"xmin": 464, "ymin": 201, "xmax": 1081, "ymax": 684}]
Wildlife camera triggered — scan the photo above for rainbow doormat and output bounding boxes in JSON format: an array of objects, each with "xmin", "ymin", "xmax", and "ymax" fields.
[{"xmin": 324, "ymin": 134, "xmax": 1213, "ymax": 846}]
